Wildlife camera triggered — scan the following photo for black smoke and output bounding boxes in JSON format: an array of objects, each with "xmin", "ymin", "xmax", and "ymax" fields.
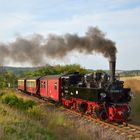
[{"xmin": 0, "ymin": 26, "xmax": 117, "ymax": 66}]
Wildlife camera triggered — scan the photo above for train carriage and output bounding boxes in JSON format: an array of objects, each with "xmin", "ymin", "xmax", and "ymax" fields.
[
  {"xmin": 40, "ymin": 75, "xmax": 62, "ymax": 101},
  {"xmin": 26, "ymin": 77, "xmax": 41, "ymax": 95},
  {"xmin": 17, "ymin": 78, "xmax": 26, "ymax": 91}
]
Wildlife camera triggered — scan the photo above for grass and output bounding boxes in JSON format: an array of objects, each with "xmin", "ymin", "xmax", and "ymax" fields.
[
  {"xmin": 129, "ymin": 91, "xmax": 140, "ymax": 125},
  {"xmin": 0, "ymin": 90, "xmax": 95, "ymax": 140},
  {"xmin": 0, "ymin": 105, "xmax": 54, "ymax": 140},
  {"xmin": 123, "ymin": 79, "xmax": 140, "ymax": 92},
  {"xmin": 121, "ymin": 75, "xmax": 140, "ymax": 80},
  {"xmin": 0, "ymin": 86, "xmax": 139, "ymax": 140},
  {"xmin": 120, "ymin": 77, "xmax": 140, "ymax": 125}
]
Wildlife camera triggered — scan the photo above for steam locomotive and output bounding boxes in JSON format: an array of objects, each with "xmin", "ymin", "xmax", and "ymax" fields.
[{"xmin": 18, "ymin": 61, "xmax": 132, "ymax": 123}]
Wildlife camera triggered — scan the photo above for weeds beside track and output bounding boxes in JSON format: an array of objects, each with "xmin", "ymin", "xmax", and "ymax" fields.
[{"xmin": 7, "ymin": 89, "xmax": 140, "ymax": 139}]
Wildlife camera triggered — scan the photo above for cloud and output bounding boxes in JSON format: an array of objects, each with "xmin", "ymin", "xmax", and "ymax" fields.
[
  {"xmin": 27, "ymin": 7, "xmax": 140, "ymax": 69},
  {"xmin": 0, "ymin": 1, "xmax": 140, "ymax": 69}
]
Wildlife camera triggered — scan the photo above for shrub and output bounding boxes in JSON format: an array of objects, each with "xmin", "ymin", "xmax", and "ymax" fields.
[
  {"xmin": 0, "ymin": 91, "xmax": 6, "ymax": 98},
  {"xmin": 24, "ymin": 100, "xmax": 36, "ymax": 110},
  {"xmin": 1, "ymin": 94, "xmax": 36, "ymax": 110},
  {"xmin": 2, "ymin": 94, "xmax": 18, "ymax": 106}
]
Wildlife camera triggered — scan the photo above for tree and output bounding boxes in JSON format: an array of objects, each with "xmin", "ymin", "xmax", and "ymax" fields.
[{"xmin": 19, "ymin": 64, "xmax": 88, "ymax": 78}]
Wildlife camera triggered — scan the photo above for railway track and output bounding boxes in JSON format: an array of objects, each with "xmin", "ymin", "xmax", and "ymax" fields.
[
  {"xmin": 16, "ymin": 90, "xmax": 140, "ymax": 139},
  {"xmin": 59, "ymin": 106, "xmax": 140, "ymax": 139}
]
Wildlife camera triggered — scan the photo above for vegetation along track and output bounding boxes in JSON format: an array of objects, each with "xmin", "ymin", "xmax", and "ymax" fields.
[
  {"xmin": 16, "ymin": 89, "xmax": 140, "ymax": 139},
  {"xmin": 60, "ymin": 107, "xmax": 140, "ymax": 139}
]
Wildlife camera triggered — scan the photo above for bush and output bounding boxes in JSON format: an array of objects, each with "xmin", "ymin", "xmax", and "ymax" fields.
[
  {"xmin": 24, "ymin": 100, "xmax": 36, "ymax": 109},
  {"xmin": 1, "ymin": 94, "xmax": 18, "ymax": 105},
  {"xmin": 0, "ymin": 91, "xmax": 6, "ymax": 98},
  {"xmin": 1, "ymin": 94, "xmax": 36, "ymax": 110}
]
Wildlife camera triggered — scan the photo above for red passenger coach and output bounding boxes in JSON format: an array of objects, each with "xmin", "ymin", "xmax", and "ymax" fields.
[
  {"xmin": 40, "ymin": 75, "xmax": 62, "ymax": 102},
  {"xmin": 26, "ymin": 77, "xmax": 41, "ymax": 95},
  {"xmin": 18, "ymin": 78, "xmax": 26, "ymax": 91}
]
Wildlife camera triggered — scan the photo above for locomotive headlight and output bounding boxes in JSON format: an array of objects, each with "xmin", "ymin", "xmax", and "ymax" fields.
[{"xmin": 100, "ymin": 93, "xmax": 106, "ymax": 98}]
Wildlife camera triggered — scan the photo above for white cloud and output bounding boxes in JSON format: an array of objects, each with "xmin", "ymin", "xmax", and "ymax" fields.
[{"xmin": 0, "ymin": 1, "xmax": 140, "ymax": 69}]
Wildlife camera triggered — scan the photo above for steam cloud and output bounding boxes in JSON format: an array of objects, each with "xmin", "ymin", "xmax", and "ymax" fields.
[{"xmin": 0, "ymin": 26, "xmax": 117, "ymax": 66}]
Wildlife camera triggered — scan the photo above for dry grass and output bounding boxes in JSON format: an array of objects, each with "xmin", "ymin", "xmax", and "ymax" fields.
[
  {"xmin": 121, "ymin": 75, "xmax": 140, "ymax": 80},
  {"xmin": 121, "ymin": 76, "xmax": 140, "ymax": 125},
  {"xmin": 121, "ymin": 76, "xmax": 140, "ymax": 92},
  {"xmin": 0, "ymin": 90, "xmax": 94, "ymax": 140},
  {"xmin": 124, "ymin": 79, "xmax": 140, "ymax": 92},
  {"xmin": 0, "ymin": 89, "xmax": 132, "ymax": 140}
]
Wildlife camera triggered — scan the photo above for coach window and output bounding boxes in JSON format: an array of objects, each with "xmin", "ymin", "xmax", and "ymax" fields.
[
  {"xmin": 41, "ymin": 82, "xmax": 43, "ymax": 88},
  {"xmin": 44, "ymin": 82, "xmax": 46, "ymax": 88},
  {"xmin": 54, "ymin": 82, "xmax": 57, "ymax": 90},
  {"xmin": 40, "ymin": 82, "xmax": 42, "ymax": 88}
]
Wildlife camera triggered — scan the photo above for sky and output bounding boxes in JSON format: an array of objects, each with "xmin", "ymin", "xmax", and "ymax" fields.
[{"xmin": 0, "ymin": 0, "xmax": 140, "ymax": 70}]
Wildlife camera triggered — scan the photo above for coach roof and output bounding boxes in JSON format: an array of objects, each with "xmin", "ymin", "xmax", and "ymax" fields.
[
  {"xmin": 18, "ymin": 78, "xmax": 27, "ymax": 80},
  {"xmin": 26, "ymin": 76, "xmax": 42, "ymax": 80},
  {"xmin": 40, "ymin": 74, "xmax": 65, "ymax": 80}
]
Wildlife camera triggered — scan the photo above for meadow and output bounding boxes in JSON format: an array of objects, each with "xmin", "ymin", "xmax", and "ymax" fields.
[
  {"xmin": 0, "ymin": 90, "xmax": 129, "ymax": 140},
  {"xmin": 0, "ymin": 90, "xmax": 94, "ymax": 140}
]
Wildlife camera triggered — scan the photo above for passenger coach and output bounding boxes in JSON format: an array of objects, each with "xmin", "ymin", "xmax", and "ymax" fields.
[
  {"xmin": 26, "ymin": 77, "xmax": 41, "ymax": 94},
  {"xmin": 17, "ymin": 78, "xmax": 26, "ymax": 91},
  {"xmin": 40, "ymin": 75, "xmax": 62, "ymax": 101}
]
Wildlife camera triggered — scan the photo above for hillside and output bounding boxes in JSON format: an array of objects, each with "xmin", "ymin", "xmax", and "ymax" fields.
[
  {"xmin": 2, "ymin": 66, "xmax": 140, "ymax": 76},
  {"xmin": 2, "ymin": 66, "xmax": 37, "ymax": 74}
]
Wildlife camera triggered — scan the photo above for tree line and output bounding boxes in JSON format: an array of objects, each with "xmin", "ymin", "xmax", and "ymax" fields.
[{"xmin": 0, "ymin": 64, "xmax": 89, "ymax": 88}]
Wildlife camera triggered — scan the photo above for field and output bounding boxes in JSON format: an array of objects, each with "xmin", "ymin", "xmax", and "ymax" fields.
[
  {"xmin": 0, "ymin": 90, "xmax": 94, "ymax": 140},
  {"xmin": 121, "ymin": 76, "xmax": 140, "ymax": 125},
  {"xmin": 0, "ymin": 90, "xmax": 107, "ymax": 140},
  {"xmin": 0, "ymin": 90, "xmax": 130, "ymax": 140}
]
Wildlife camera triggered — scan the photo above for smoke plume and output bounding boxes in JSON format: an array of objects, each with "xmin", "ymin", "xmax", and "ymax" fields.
[{"xmin": 0, "ymin": 26, "xmax": 117, "ymax": 66}]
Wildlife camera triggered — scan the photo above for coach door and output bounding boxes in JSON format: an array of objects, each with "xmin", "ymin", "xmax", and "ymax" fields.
[{"xmin": 47, "ymin": 79, "xmax": 59, "ymax": 101}]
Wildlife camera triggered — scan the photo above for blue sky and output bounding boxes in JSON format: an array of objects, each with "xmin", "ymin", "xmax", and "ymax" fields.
[{"xmin": 0, "ymin": 0, "xmax": 140, "ymax": 70}]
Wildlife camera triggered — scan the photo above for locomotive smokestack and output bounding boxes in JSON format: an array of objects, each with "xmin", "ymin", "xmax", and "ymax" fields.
[{"xmin": 109, "ymin": 60, "xmax": 116, "ymax": 82}]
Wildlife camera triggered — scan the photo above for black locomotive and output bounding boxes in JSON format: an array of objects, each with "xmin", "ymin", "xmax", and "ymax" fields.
[{"xmin": 61, "ymin": 61, "xmax": 132, "ymax": 122}]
